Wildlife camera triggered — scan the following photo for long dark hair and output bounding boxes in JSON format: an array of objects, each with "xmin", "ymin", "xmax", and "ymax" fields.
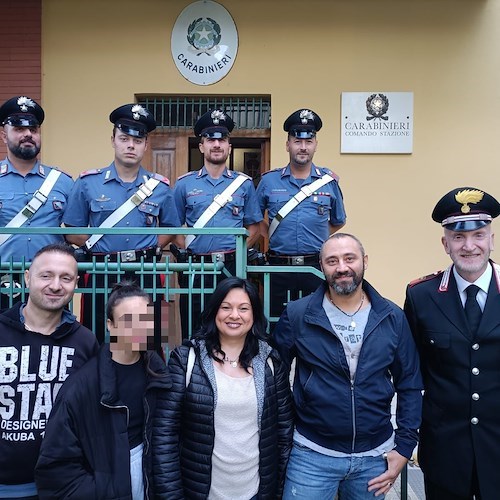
[
  {"xmin": 195, "ymin": 277, "xmax": 269, "ymax": 370},
  {"xmin": 106, "ymin": 280, "xmax": 164, "ymax": 376}
]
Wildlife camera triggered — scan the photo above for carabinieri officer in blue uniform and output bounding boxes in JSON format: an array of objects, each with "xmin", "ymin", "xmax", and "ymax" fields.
[
  {"xmin": 0, "ymin": 96, "xmax": 73, "ymax": 261},
  {"xmin": 256, "ymin": 109, "xmax": 346, "ymax": 326},
  {"xmin": 64, "ymin": 103, "xmax": 179, "ymax": 343},
  {"xmin": 173, "ymin": 109, "xmax": 262, "ymax": 338},
  {"xmin": 0, "ymin": 95, "xmax": 73, "ymax": 309}
]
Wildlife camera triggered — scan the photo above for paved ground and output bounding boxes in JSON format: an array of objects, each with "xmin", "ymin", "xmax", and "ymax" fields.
[{"xmin": 386, "ymin": 463, "xmax": 425, "ymax": 500}]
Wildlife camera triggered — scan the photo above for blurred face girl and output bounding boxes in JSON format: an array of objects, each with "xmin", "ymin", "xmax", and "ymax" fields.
[
  {"xmin": 215, "ymin": 287, "xmax": 254, "ymax": 341},
  {"xmin": 107, "ymin": 294, "xmax": 154, "ymax": 353}
]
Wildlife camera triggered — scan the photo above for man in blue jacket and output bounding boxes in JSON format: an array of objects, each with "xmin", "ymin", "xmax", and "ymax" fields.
[{"xmin": 274, "ymin": 232, "xmax": 422, "ymax": 499}]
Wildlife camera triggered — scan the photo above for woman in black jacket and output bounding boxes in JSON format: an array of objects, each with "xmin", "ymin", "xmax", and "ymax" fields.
[
  {"xmin": 153, "ymin": 277, "xmax": 294, "ymax": 499},
  {"xmin": 35, "ymin": 282, "xmax": 172, "ymax": 499}
]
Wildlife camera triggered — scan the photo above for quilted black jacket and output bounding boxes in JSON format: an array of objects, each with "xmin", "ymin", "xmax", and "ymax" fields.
[
  {"xmin": 35, "ymin": 345, "xmax": 172, "ymax": 499},
  {"xmin": 153, "ymin": 339, "xmax": 294, "ymax": 499}
]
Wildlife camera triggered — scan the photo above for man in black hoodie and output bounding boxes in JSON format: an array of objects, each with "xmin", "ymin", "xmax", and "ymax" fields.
[{"xmin": 0, "ymin": 243, "xmax": 98, "ymax": 499}]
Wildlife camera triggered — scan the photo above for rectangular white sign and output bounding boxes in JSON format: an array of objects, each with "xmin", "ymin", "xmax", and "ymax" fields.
[{"xmin": 341, "ymin": 92, "xmax": 413, "ymax": 154}]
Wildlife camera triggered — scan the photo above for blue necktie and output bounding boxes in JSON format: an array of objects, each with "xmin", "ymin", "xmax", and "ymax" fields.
[{"xmin": 465, "ymin": 285, "xmax": 482, "ymax": 335}]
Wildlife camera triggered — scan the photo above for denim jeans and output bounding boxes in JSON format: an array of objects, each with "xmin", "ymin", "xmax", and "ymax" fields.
[{"xmin": 283, "ymin": 442, "xmax": 387, "ymax": 500}]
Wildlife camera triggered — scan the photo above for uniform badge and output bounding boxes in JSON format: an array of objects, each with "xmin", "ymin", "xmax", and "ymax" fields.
[
  {"xmin": 300, "ymin": 109, "xmax": 314, "ymax": 124},
  {"xmin": 211, "ymin": 109, "xmax": 226, "ymax": 125},
  {"xmin": 455, "ymin": 189, "xmax": 484, "ymax": 214},
  {"xmin": 96, "ymin": 194, "xmax": 110, "ymax": 202},
  {"xmin": 38, "ymin": 164, "xmax": 45, "ymax": 175},
  {"xmin": 105, "ymin": 170, "xmax": 111, "ymax": 180},
  {"xmin": 317, "ymin": 206, "xmax": 325, "ymax": 215},
  {"xmin": 232, "ymin": 206, "xmax": 239, "ymax": 216},
  {"xmin": 0, "ymin": 164, "xmax": 7, "ymax": 175},
  {"xmin": 17, "ymin": 96, "xmax": 36, "ymax": 113},
  {"xmin": 146, "ymin": 215, "xmax": 155, "ymax": 225},
  {"xmin": 52, "ymin": 201, "xmax": 63, "ymax": 210},
  {"xmin": 131, "ymin": 104, "xmax": 148, "ymax": 121}
]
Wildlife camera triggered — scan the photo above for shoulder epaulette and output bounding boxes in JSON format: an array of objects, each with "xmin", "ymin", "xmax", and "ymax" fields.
[
  {"xmin": 152, "ymin": 172, "xmax": 170, "ymax": 185},
  {"xmin": 317, "ymin": 166, "xmax": 339, "ymax": 181},
  {"xmin": 80, "ymin": 168, "xmax": 101, "ymax": 177},
  {"xmin": 261, "ymin": 168, "xmax": 283, "ymax": 176},
  {"xmin": 237, "ymin": 172, "xmax": 252, "ymax": 180},
  {"xmin": 177, "ymin": 170, "xmax": 197, "ymax": 181},
  {"xmin": 46, "ymin": 165, "xmax": 72, "ymax": 178},
  {"xmin": 408, "ymin": 270, "xmax": 443, "ymax": 288}
]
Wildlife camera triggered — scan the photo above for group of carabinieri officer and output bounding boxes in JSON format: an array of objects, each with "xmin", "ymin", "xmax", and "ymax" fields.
[{"xmin": 0, "ymin": 94, "xmax": 347, "ymax": 341}]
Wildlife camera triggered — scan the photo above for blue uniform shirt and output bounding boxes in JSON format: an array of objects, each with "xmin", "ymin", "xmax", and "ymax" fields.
[
  {"xmin": 256, "ymin": 164, "xmax": 346, "ymax": 255},
  {"xmin": 63, "ymin": 163, "xmax": 180, "ymax": 254},
  {"xmin": 173, "ymin": 167, "xmax": 262, "ymax": 254},
  {"xmin": 0, "ymin": 158, "xmax": 73, "ymax": 261}
]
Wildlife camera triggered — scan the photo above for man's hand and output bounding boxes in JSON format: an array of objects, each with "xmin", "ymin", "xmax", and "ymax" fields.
[{"xmin": 367, "ymin": 450, "xmax": 408, "ymax": 497}]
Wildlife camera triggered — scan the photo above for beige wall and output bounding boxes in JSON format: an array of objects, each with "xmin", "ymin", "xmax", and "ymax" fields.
[{"xmin": 41, "ymin": 0, "xmax": 498, "ymax": 305}]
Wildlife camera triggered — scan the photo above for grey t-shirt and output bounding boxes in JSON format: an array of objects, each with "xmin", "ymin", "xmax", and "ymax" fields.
[{"xmin": 323, "ymin": 294, "xmax": 371, "ymax": 381}]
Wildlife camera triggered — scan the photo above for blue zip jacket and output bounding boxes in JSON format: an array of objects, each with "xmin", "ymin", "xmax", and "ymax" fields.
[{"xmin": 273, "ymin": 280, "xmax": 422, "ymax": 459}]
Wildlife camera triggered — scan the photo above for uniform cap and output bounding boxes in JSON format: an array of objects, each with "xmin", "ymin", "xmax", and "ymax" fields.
[
  {"xmin": 432, "ymin": 187, "xmax": 500, "ymax": 231},
  {"xmin": 283, "ymin": 109, "xmax": 322, "ymax": 139},
  {"xmin": 194, "ymin": 109, "xmax": 235, "ymax": 138},
  {"xmin": 0, "ymin": 96, "xmax": 45, "ymax": 127},
  {"xmin": 109, "ymin": 103, "xmax": 156, "ymax": 138}
]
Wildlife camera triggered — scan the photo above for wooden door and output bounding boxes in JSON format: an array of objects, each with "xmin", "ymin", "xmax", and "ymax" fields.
[
  {"xmin": 143, "ymin": 131, "xmax": 191, "ymax": 348},
  {"xmin": 144, "ymin": 131, "xmax": 190, "ymax": 185}
]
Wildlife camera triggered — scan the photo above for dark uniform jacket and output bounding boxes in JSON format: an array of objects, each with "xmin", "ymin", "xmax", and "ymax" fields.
[
  {"xmin": 154, "ymin": 339, "xmax": 294, "ymax": 499},
  {"xmin": 404, "ymin": 261, "xmax": 500, "ymax": 499},
  {"xmin": 35, "ymin": 345, "xmax": 171, "ymax": 500}
]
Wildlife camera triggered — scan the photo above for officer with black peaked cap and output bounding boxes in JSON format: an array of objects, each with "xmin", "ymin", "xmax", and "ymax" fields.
[
  {"xmin": 256, "ymin": 108, "xmax": 346, "ymax": 328},
  {"xmin": 172, "ymin": 108, "xmax": 262, "ymax": 338},
  {"xmin": 0, "ymin": 95, "xmax": 73, "ymax": 267},
  {"xmin": 405, "ymin": 186, "xmax": 500, "ymax": 499},
  {"xmin": 63, "ymin": 103, "xmax": 179, "ymax": 344}
]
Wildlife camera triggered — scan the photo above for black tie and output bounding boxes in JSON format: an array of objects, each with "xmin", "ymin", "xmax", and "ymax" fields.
[{"xmin": 465, "ymin": 285, "xmax": 482, "ymax": 335}]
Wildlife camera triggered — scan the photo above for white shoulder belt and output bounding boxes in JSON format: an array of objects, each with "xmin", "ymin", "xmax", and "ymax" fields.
[
  {"xmin": 0, "ymin": 168, "xmax": 62, "ymax": 246},
  {"xmin": 85, "ymin": 177, "xmax": 161, "ymax": 251},
  {"xmin": 185, "ymin": 174, "xmax": 248, "ymax": 249},
  {"xmin": 268, "ymin": 173, "xmax": 334, "ymax": 238}
]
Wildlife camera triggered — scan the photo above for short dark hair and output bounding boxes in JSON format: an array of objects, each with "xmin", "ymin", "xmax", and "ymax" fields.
[
  {"xmin": 31, "ymin": 243, "xmax": 76, "ymax": 263},
  {"xmin": 195, "ymin": 277, "xmax": 268, "ymax": 371},
  {"xmin": 106, "ymin": 280, "xmax": 150, "ymax": 322}
]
